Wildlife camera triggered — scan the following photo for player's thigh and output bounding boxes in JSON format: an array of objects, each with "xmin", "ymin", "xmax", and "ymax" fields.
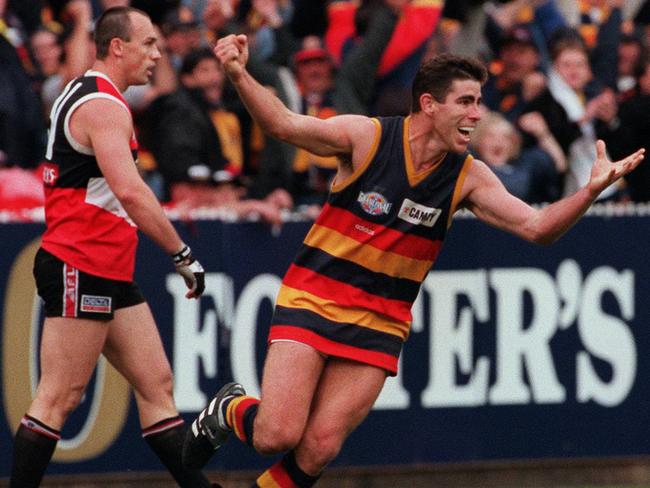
[
  {"xmin": 102, "ymin": 301, "xmax": 173, "ymax": 396},
  {"xmin": 256, "ymin": 341, "xmax": 326, "ymax": 432},
  {"xmin": 301, "ymin": 358, "xmax": 387, "ymax": 449},
  {"xmin": 38, "ymin": 316, "xmax": 109, "ymax": 389}
]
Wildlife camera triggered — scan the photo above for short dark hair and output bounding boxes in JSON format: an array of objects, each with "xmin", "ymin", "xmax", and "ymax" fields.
[
  {"xmin": 180, "ymin": 47, "xmax": 217, "ymax": 76},
  {"xmin": 94, "ymin": 6, "xmax": 149, "ymax": 60},
  {"xmin": 411, "ymin": 54, "xmax": 487, "ymax": 112},
  {"xmin": 548, "ymin": 27, "xmax": 587, "ymax": 61}
]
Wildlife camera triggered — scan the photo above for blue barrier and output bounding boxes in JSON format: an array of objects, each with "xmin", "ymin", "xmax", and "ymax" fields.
[{"xmin": 2, "ymin": 212, "xmax": 650, "ymax": 477}]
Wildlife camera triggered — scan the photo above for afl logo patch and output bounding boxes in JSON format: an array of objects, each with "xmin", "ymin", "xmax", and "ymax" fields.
[{"xmin": 357, "ymin": 191, "xmax": 392, "ymax": 216}]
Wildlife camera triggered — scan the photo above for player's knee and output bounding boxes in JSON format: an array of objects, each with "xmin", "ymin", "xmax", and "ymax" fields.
[
  {"xmin": 133, "ymin": 367, "xmax": 174, "ymax": 404},
  {"xmin": 253, "ymin": 420, "xmax": 302, "ymax": 455},
  {"xmin": 301, "ymin": 426, "xmax": 344, "ymax": 469},
  {"xmin": 36, "ymin": 382, "xmax": 86, "ymax": 418}
]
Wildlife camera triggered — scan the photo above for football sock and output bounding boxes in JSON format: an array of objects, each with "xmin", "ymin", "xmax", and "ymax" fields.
[
  {"xmin": 253, "ymin": 450, "xmax": 321, "ymax": 488},
  {"xmin": 10, "ymin": 415, "xmax": 60, "ymax": 487},
  {"xmin": 224, "ymin": 395, "xmax": 260, "ymax": 447},
  {"xmin": 143, "ymin": 415, "xmax": 212, "ymax": 488}
]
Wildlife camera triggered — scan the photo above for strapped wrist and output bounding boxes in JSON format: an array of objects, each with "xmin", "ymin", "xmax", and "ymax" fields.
[{"xmin": 172, "ymin": 244, "xmax": 191, "ymax": 265}]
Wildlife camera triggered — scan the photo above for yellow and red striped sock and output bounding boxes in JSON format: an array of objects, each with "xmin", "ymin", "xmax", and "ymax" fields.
[
  {"xmin": 254, "ymin": 451, "xmax": 320, "ymax": 488},
  {"xmin": 225, "ymin": 395, "xmax": 260, "ymax": 446}
]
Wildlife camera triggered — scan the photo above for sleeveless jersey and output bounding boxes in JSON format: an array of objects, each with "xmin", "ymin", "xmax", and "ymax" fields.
[
  {"xmin": 41, "ymin": 70, "xmax": 139, "ymax": 281},
  {"xmin": 270, "ymin": 116, "xmax": 473, "ymax": 374}
]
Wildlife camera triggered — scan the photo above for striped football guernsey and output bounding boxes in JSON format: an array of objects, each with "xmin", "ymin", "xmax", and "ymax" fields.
[
  {"xmin": 270, "ymin": 115, "xmax": 473, "ymax": 374},
  {"xmin": 41, "ymin": 70, "xmax": 139, "ymax": 282}
]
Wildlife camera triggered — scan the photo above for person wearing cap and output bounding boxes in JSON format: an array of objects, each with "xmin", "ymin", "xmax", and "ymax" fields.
[
  {"xmin": 161, "ymin": 6, "xmax": 202, "ymax": 72},
  {"xmin": 290, "ymin": 36, "xmax": 339, "ymax": 207},
  {"xmin": 482, "ymin": 23, "xmax": 547, "ymax": 124}
]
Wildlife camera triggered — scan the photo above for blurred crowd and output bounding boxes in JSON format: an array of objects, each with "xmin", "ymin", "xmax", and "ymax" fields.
[{"xmin": 1, "ymin": 0, "xmax": 649, "ymax": 223}]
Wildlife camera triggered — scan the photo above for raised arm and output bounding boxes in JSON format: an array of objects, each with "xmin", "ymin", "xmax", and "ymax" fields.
[
  {"xmin": 213, "ymin": 34, "xmax": 376, "ymax": 163},
  {"xmin": 462, "ymin": 140, "xmax": 644, "ymax": 245}
]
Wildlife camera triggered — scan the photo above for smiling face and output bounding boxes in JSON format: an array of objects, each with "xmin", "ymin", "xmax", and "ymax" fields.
[{"xmin": 429, "ymin": 79, "xmax": 483, "ymax": 153}]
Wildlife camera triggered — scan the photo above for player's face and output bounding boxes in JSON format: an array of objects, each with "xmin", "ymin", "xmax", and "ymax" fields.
[
  {"xmin": 122, "ymin": 12, "xmax": 161, "ymax": 86},
  {"xmin": 431, "ymin": 79, "xmax": 482, "ymax": 153}
]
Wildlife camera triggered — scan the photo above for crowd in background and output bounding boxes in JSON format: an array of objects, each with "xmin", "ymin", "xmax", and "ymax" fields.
[{"xmin": 1, "ymin": 0, "xmax": 649, "ymax": 223}]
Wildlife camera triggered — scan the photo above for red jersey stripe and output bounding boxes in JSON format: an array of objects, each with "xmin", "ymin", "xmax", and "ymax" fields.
[
  {"xmin": 269, "ymin": 325, "xmax": 399, "ymax": 374},
  {"xmin": 305, "ymin": 223, "xmax": 432, "ymax": 282},
  {"xmin": 313, "ymin": 204, "xmax": 441, "ymax": 261},
  {"xmin": 282, "ymin": 264, "xmax": 412, "ymax": 323}
]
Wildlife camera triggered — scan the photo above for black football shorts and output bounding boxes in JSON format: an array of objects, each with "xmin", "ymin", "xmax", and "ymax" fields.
[{"xmin": 33, "ymin": 247, "xmax": 145, "ymax": 321}]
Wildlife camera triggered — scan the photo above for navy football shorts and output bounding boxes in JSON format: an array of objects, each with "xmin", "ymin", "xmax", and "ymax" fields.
[{"xmin": 33, "ymin": 247, "xmax": 145, "ymax": 321}]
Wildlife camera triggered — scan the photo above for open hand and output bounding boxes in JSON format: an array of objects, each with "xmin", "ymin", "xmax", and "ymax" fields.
[{"xmin": 588, "ymin": 140, "xmax": 644, "ymax": 197}]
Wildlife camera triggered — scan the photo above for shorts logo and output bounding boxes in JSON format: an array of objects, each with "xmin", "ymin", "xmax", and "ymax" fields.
[
  {"xmin": 80, "ymin": 295, "xmax": 112, "ymax": 313},
  {"xmin": 398, "ymin": 199, "xmax": 442, "ymax": 227},
  {"xmin": 357, "ymin": 191, "xmax": 392, "ymax": 216}
]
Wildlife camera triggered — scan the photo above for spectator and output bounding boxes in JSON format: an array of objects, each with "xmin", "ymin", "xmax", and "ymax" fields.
[
  {"xmin": 523, "ymin": 30, "xmax": 620, "ymax": 199},
  {"xmin": 0, "ymin": 1, "xmax": 47, "ymax": 169},
  {"xmin": 327, "ymin": 0, "xmax": 443, "ymax": 115},
  {"xmin": 471, "ymin": 110, "xmax": 566, "ymax": 203},
  {"xmin": 482, "ymin": 24, "xmax": 547, "ymax": 123},
  {"xmin": 333, "ymin": 0, "xmax": 405, "ymax": 115},
  {"xmin": 202, "ymin": 0, "xmax": 296, "ymax": 63},
  {"xmin": 143, "ymin": 47, "xmax": 292, "ymax": 223},
  {"xmin": 615, "ymin": 31, "xmax": 647, "ymax": 100},
  {"xmin": 605, "ymin": 55, "xmax": 650, "ymax": 201},
  {"xmin": 160, "ymin": 5, "xmax": 202, "ymax": 72},
  {"xmin": 289, "ymin": 35, "xmax": 339, "ymax": 207},
  {"xmin": 30, "ymin": 0, "xmax": 95, "ymax": 116}
]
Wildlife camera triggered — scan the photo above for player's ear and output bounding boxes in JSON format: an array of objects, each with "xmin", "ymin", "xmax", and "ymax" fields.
[
  {"xmin": 420, "ymin": 93, "xmax": 437, "ymax": 115},
  {"xmin": 110, "ymin": 37, "xmax": 125, "ymax": 58}
]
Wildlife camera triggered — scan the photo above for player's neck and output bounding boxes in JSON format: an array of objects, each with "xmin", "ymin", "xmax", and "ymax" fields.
[
  {"xmin": 408, "ymin": 113, "xmax": 447, "ymax": 171},
  {"xmin": 90, "ymin": 60, "xmax": 128, "ymax": 92}
]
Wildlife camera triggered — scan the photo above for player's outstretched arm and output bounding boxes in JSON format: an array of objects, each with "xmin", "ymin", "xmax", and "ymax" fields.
[
  {"xmin": 213, "ymin": 34, "xmax": 373, "ymax": 159},
  {"xmin": 463, "ymin": 141, "xmax": 644, "ymax": 245}
]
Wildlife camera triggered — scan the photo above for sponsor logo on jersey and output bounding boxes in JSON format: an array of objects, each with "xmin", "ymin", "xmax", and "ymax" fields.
[
  {"xmin": 42, "ymin": 163, "xmax": 59, "ymax": 186},
  {"xmin": 80, "ymin": 295, "xmax": 112, "ymax": 313},
  {"xmin": 357, "ymin": 191, "xmax": 392, "ymax": 216},
  {"xmin": 398, "ymin": 199, "xmax": 442, "ymax": 227}
]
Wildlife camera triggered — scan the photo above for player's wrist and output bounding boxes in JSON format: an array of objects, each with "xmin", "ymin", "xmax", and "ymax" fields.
[{"xmin": 171, "ymin": 244, "xmax": 192, "ymax": 265}]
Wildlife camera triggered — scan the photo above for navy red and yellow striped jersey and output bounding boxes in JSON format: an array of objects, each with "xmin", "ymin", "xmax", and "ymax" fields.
[
  {"xmin": 41, "ymin": 70, "xmax": 139, "ymax": 282},
  {"xmin": 270, "ymin": 116, "xmax": 473, "ymax": 374}
]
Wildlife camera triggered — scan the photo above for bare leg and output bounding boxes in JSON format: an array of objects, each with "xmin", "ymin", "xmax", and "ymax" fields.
[
  {"xmin": 294, "ymin": 358, "xmax": 387, "ymax": 475},
  {"xmin": 11, "ymin": 317, "xmax": 109, "ymax": 487},
  {"xmin": 102, "ymin": 302, "xmax": 177, "ymax": 425},
  {"xmin": 28, "ymin": 317, "xmax": 110, "ymax": 428},
  {"xmin": 252, "ymin": 341, "xmax": 326, "ymax": 454},
  {"xmin": 102, "ymin": 302, "xmax": 212, "ymax": 487}
]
